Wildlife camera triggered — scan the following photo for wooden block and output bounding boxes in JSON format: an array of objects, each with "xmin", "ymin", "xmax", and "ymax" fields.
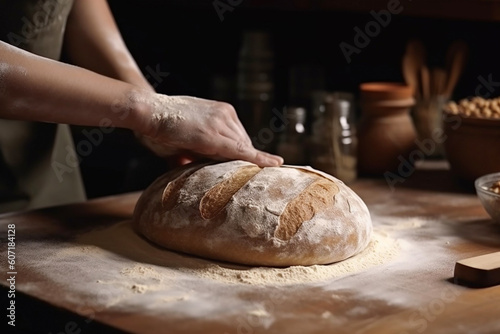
[{"xmin": 454, "ymin": 251, "xmax": 500, "ymax": 288}]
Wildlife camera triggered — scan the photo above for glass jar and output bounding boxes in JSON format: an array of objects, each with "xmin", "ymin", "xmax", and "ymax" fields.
[
  {"xmin": 309, "ymin": 92, "xmax": 357, "ymax": 183},
  {"xmin": 277, "ymin": 107, "xmax": 307, "ymax": 165},
  {"xmin": 236, "ymin": 31, "xmax": 274, "ymax": 140}
]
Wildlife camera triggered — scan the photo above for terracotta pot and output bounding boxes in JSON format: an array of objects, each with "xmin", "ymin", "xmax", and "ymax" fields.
[
  {"xmin": 443, "ymin": 114, "xmax": 500, "ymax": 183},
  {"xmin": 360, "ymin": 82, "xmax": 413, "ymax": 102},
  {"xmin": 357, "ymin": 83, "xmax": 417, "ymax": 176}
]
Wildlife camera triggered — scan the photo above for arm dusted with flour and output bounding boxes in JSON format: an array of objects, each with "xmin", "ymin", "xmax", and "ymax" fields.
[
  {"xmin": 0, "ymin": 41, "xmax": 283, "ymax": 167},
  {"xmin": 0, "ymin": 41, "xmax": 145, "ymax": 128}
]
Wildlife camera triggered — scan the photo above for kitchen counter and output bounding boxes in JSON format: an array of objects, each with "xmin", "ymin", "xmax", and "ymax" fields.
[{"xmin": 1, "ymin": 161, "xmax": 500, "ymax": 334}]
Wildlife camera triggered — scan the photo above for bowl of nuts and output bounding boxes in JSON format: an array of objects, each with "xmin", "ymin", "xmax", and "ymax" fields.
[
  {"xmin": 475, "ymin": 172, "xmax": 500, "ymax": 223},
  {"xmin": 443, "ymin": 97, "xmax": 500, "ymax": 183}
]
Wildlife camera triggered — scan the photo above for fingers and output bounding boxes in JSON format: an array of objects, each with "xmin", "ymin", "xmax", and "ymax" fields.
[
  {"xmin": 206, "ymin": 135, "xmax": 283, "ymax": 167},
  {"xmin": 203, "ymin": 103, "xmax": 282, "ymax": 166},
  {"xmin": 254, "ymin": 150, "xmax": 284, "ymax": 167}
]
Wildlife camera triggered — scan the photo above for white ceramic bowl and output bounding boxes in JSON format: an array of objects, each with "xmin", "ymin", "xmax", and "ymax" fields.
[{"xmin": 475, "ymin": 172, "xmax": 500, "ymax": 223}]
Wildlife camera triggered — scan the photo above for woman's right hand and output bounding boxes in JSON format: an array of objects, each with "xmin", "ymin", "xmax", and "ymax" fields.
[{"xmin": 135, "ymin": 94, "xmax": 283, "ymax": 168}]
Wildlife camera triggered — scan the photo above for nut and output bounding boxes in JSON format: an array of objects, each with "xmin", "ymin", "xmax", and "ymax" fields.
[
  {"xmin": 489, "ymin": 180, "xmax": 500, "ymax": 194},
  {"xmin": 444, "ymin": 96, "xmax": 500, "ymax": 119}
]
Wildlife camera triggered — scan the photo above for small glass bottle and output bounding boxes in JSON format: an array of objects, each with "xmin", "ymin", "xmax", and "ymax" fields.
[
  {"xmin": 329, "ymin": 96, "xmax": 358, "ymax": 183},
  {"xmin": 277, "ymin": 107, "xmax": 307, "ymax": 165}
]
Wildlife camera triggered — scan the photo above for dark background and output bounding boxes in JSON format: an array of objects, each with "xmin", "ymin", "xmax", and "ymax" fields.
[{"xmin": 72, "ymin": 0, "xmax": 500, "ymax": 199}]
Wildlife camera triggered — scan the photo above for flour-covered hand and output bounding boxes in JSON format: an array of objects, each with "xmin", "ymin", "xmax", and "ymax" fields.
[{"xmin": 136, "ymin": 94, "xmax": 283, "ymax": 167}]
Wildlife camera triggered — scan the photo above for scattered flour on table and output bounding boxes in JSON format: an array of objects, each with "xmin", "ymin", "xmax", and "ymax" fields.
[
  {"xmin": 245, "ymin": 304, "xmax": 274, "ymax": 329},
  {"xmin": 13, "ymin": 205, "xmax": 491, "ymax": 330},
  {"xmin": 120, "ymin": 264, "xmax": 163, "ymax": 281},
  {"xmin": 198, "ymin": 231, "xmax": 400, "ymax": 285},
  {"xmin": 248, "ymin": 308, "xmax": 271, "ymax": 317},
  {"xmin": 130, "ymin": 284, "xmax": 148, "ymax": 294},
  {"xmin": 373, "ymin": 215, "xmax": 427, "ymax": 231},
  {"xmin": 10, "ymin": 214, "xmax": 440, "ymax": 325},
  {"xmin": 74, "ymin": 220, "xmax": 401, "ymax": 286},
  {"xmin": 160, "ymin": 295, "xmax": 190, "ymax": 303},
  {"xmin": 13, "ymin": 217, "xmax": 405, "ymax": 318},
  {"xmin": 321, "ymin": 311, "xmax": 333, "ymax": 319}
]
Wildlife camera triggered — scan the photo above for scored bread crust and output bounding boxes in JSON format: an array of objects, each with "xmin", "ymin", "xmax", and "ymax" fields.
[{"xmin": 132, "ymin": 160, "xmax": 373, "ymax": 267}]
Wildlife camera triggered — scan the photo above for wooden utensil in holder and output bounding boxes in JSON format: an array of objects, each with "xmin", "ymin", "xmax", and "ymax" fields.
[
  {"xmin": 444, "ymin": 40, "xmax": 469, "ymax": 99},
  {"xmin": 402, "ymin": 39, "xmax": 469, "ymax": 158}
]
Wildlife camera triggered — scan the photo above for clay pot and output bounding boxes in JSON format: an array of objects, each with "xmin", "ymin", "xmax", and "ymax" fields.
[
  {"xmin": 443, "ymin": 114, "xmax": 500, "ymax": 183},
  {"xmin": 359, "ymin": 82, "xmax": 413, "ymax": 102},
  {"xmin": 357, "ymin": 83, "xmax": 418, "ymax": 176}
]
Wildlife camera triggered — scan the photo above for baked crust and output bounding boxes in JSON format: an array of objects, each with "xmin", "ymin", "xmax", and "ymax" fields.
[{"xmin": 133, "ymin": 160, "xmax": 372, "ymax": 267}]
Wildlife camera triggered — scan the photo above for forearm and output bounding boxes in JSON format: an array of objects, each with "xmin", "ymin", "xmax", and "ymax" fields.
[
  {"xmin": 64, "ymin": 0, "xmax": 154, "ymax": 91},
  {"xmin": 0, "ymin": 41, "xmax": 151, "ymax": 132}
]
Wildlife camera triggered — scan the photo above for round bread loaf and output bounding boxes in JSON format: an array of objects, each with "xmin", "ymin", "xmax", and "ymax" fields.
[{"xmin": 133, "ymin": 160, "xmax": 372, "ymax": 267}]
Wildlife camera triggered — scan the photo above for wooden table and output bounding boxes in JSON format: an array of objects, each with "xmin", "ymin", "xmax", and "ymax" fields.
[{"xmin": 1, "ymin": 162, "xmax": 500, "ymax": 334}]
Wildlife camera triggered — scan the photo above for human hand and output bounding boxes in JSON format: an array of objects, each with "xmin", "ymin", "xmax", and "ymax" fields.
[{"xmin": 136, "ymin": 94, "xmax": 283, "ymax": 167}]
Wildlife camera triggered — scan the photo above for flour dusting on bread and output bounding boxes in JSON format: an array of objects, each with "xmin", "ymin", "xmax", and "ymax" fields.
[{"xmin": 133, "ymin": 160, "xmax": 372, "ymax": 267}]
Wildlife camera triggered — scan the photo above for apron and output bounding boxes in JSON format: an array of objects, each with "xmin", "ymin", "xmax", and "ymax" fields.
[{"xmin": 0, "ymin": 0, "xmax": 86, "ymax": 213}]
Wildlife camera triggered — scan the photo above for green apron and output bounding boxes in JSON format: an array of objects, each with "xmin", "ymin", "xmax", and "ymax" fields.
[{"xmin": 0, "ymin": 0, "xmax": 86, "ymax": 213}]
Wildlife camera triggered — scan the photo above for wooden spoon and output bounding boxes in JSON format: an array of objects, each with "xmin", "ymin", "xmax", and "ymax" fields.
[
  {"xmin": 406, "ymin": 39, "xmax": 426, "ymax": 69},
  {"xmin": 444, "ymin": 40, "xmax": 469, "ymax": 99},
  {"xmin": 402, "ymin": 39, "xmax": 427, "ymax": 98},
  {"xmin": 420, "ymin": 65, "xmax": 431, "ymax": 100},
  {"xmin": 432, "ymin": 67, "xmax": 448, "ymax": 96},
  {"xmin": 402, "ymin": 54, "xmax": 419, "ymax": 97}
]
